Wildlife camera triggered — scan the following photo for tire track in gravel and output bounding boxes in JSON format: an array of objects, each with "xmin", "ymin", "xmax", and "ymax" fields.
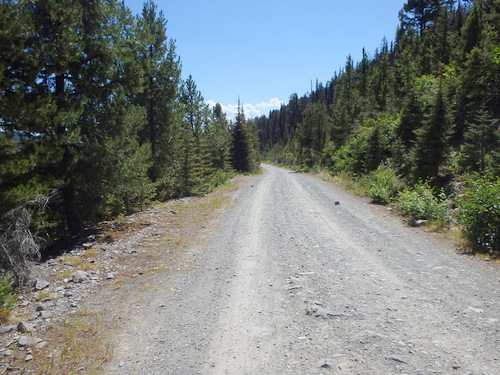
[{"xmin": 105, "ymin": 164, "xmax": 499, "ymax": 375}]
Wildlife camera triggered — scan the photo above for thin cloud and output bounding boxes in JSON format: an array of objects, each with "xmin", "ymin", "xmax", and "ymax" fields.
[{"xmin": 207, "ymin": 98, "xmax": 283, "ymax": 120}]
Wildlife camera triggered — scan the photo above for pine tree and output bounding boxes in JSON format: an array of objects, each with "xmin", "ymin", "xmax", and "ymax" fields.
[
  {"xmin": 402, "ymin": 0, "xmax": 442, "ymax": 36},
  {"xmin": 411, "ymin": 86, "xmax": 453, "ymax": 181},
  {"xmin": 230, "ymin": 101, "xmax": 254, "ymax": 172},
  {"xmin": 206, "ymin": 103, "xmax": 231, "ymax": 171},
  {"xmin": 458, "ymin": 107, "xmax": 500, "ymax": 173},
  {"xmin": 398, "ymin": 87, "xmax": 424, "ymax": 150},
  {"xmin": 178, "ymin": 75, "xmax": 211, "ymax": 195},
  {"xmin": 136, "ymin": 0, "xmax": 181, "ymax": 182}
]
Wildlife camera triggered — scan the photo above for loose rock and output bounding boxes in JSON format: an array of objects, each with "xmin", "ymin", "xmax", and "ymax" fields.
[
  {"xmin": 306, "ymin": 300, "xmax": 351, "ymax": 319},
  {"xmin": 18, "ymin": 336, "xmax": 41, "ymax": 347},
  {"xmin": 317, "ymin": 358, "xmax": 336, "ymax": 368},
  {"xmin": 17, "ymin": 321, "xmax": 35, "ymax": 334},
  {"xmin": 34, "ymin": 279, "xmax": 50, "ymax": 291},
  {"xmin": 350, "ymin": 330, "xmax": 388, "ymax": 344},
  {"xmin": 0, "ymin": 325, "xmax": 16, "ymax": 334},
  {"xmin": 72, "ymin": 270, "xmax": 88, "ymax": 283},
  {"xmin": 387, "ymin": 354, "xmax": 409, "ymax": 364}
]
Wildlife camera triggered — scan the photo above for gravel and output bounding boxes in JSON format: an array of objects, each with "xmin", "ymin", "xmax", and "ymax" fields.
[{"xmin": 98, "ymin": 164, "xmax": 500, "ymax": 374}]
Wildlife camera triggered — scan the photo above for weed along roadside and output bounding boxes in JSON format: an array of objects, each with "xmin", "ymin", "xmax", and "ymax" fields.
[{"xmin": 0, "ymin": 179, "xmax": 240, "ymax": 374}]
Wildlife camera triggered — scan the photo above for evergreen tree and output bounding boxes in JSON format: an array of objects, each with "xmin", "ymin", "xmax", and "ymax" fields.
[
  {"xmin": 411, "ymin": 86, "xmax": 453, "ymax": 181},
  {"xmin": 178, "ymin": 75, "xmax": 212, "ymax": 195},
  {"xmin": 331, "ymin": 56, "xmax": 359, "ymax": 147},
  {"xmin": 369, "ymin": 39, "xmax": 394, "ymax": 111},
  {"xmin": 206, "ymin": 103, "xmax": 231, "ymax": 171},
  {"xmin": 457, "ymin": 107, "xmax": 500, "ymax": 173},
  {"xmin": 230, "ymin": 101, "xmax": 255, "ymax": 172},
  {"xmin": 136, "ymin": 0, "xmax": 181, "ymax": 182},
  {"xmin": 402, "ymin": 0, "xmax": 442, "ymax": 36},
  {"xmin": 398, "ymin": 87, "xmax": 424, "ymax": 150}
]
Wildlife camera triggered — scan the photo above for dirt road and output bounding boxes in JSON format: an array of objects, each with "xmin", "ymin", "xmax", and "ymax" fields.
[{"xmin": 105, "ymin": 164, "xmax": 499, "ymax": 374}]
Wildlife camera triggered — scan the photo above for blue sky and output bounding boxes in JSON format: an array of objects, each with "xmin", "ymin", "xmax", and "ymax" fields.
[{"xmin": 125, "ymin": 0, "xmax": 407, "ymax": 119}]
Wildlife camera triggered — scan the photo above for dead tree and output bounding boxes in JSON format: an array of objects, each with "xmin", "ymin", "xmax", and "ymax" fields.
[{"xmin": 0, "ymin": 196, "xmax": 48, "ymax": 286}]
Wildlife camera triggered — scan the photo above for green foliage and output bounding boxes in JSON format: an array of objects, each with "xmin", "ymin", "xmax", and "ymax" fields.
[
  {"xmin": 396, "ymin": 181, "xmax": 449, "ymax": 224},
  {"xmin": 0, "ymin": 274, "xmax": 17, "ymax": 323},
  {"xmin": 230, "ymin": 102, "xmax": 260, "ymax": 173},
  {"xmin": 362, "ymin": 166, "xmax": 404, "ymax": 204},
  {"xmin": 0, "ymin": 0, "xmax": 234, "ymax": 254},
  {"xmin": 457, "ymin": 107, "xmax": 500, "ymax": 175},
  {"xmin": 328, "ymin": 114, "xmax": 398, "ymax": 175},
  {"xmin": 209, "ymin": 170, "xmax": 236, "ymax": 190},
  {"xmin": 458, "ymin": 175, "xmax": 500, "ymax": 254},
  {"xmin": 411, "ymin": 87, "xmax": 452, "ymax": 182}
]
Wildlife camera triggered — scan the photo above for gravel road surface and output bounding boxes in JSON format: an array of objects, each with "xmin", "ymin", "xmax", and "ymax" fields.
[{"xmin": 105, "ymin": 164, "xmax": 499, "ymax": 374}]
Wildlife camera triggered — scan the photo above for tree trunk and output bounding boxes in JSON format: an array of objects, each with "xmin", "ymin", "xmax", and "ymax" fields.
[{"xmin": 62, "ymin": 182, "xmax": 82, "ymax": 236}]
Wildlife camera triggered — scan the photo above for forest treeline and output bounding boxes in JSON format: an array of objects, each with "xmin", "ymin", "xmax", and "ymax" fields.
[
  {"xmin": 256, "ymin": 0, "xmax": 500, "ymax": 254},
  {"xmin": 0, "ymin": 0, "xmax": 260, "ymax": 280}
]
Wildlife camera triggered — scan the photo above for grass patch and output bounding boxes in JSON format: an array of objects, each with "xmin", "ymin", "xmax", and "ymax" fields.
[
  {"xmin": 0, "ymin": 278, "xmax": 17, "ymax": 323},
  {"xmin": 55, "ymin": 269, "xmax": 72, "ymax": 280},
  {"xmin": 40, "ymin": 314, "xmax": 112, "ymax": 375},
  {"xmin": 83, "ymin": 247, "xmax": 98, "ymax": 258},
  {"xmin": 35, "ymin": 289, "xmax": 51, "ymax": 302},
  {"xmin": 60, "ymin": 255, "xmax": 84, "ymax": 267}
]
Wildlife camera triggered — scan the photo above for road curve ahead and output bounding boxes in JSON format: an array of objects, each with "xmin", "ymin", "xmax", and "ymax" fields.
[{"xmin": 107, "ymin": 164, "xmax": 499, "ymax": 375}]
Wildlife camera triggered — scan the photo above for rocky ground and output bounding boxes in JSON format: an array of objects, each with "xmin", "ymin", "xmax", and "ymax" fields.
[
  {"xmin": 0, "ymin": 165, "xmax": 498, "ymax": 374},
  {"xmin": 0, "ymin": 192, "xmax": 226, "ymax": 374}
]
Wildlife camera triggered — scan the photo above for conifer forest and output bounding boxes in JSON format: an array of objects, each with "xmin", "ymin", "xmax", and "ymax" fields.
[
  {"xmin": 257, "ymin": 0, "xmax": 500, "ymax": 255},
  {"xmin": 0, "ymin": 0, "xmax": 499, "ymax": 286},
  {"xmin": 0, "ymin": 0, "xmax": 260, "ymax": 275}
]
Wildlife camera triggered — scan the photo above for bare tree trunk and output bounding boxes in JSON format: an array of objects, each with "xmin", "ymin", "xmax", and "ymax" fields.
[{"xmin": 62, "ymin": 182, "xmax": 82, "ymax": 236}]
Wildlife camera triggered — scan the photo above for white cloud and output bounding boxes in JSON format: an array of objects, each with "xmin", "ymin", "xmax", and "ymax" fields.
[{"xmin": 207, "ymin": 98, "xmax": 283, "ymax": 120}]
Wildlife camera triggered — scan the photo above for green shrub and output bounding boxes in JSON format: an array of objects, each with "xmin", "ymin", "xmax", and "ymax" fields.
[
  {"xmin": 209, "ymin": 170, "xmax": 236, "ymax": 189},
  {"xmin": 363, "ymin": 166, "xmax": 403, "ymax": 204},
  {"xmin": 457, "ymin": 175, "xmax": 500, "ymax": 254},
  {"xmin": 0, "ymin": 274, "xmax": 18, "ymax": 323},
  {"xmin": 396, "ymin": 181, "xmax": 449, "ymax": 224}
]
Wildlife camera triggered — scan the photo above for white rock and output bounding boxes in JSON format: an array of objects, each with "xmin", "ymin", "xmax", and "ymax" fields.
[
  {"xmin": 34, "ymin": 279, "xmax": 50, "ymax": 290},
  {"xmin": 17, "ymin": 321, "xmax": 35, "ymax": 333},
  {"xmin": 72, "ymin": 270, "xmax": 88, "ymax": 283}
]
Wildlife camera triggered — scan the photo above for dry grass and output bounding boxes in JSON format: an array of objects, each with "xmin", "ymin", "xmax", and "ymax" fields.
[
  {"xmin": 38, "ymin": 313, "xmax": 112, "ymax": 375},
  {"xmin": 55, "ymin": 269, "xmax": 72, "ymax": 280},
  {"xmin": 8, "ymin": 176, "xmax": 241, "ymax": 374},
  {"xmin": 83, "ymin": 248, "xmax": 97, "ymax": 258}
]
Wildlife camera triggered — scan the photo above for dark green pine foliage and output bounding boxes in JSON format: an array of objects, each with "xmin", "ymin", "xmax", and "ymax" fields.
[
  {"xmin": 0, "ymin": 0, "xmax": 40, "ymax": 220},
  {"xmin": 369, "ymin": 39, "xmax": 394, "ymax": 112},
  {"xmin": 73, "ymin": 0, "xmax": 154, "ymax": 220},
  {"xmin": 296, "ymin": 102, "xmax": 331, "ymax": 167},
  {"xmin": 458, "ymin": 107, "xmax": 500, "ymax": 174},
  {"xmin": 397, "ymin": 87, "xmax": 424, "ymax": 150},
  {"xmin": 206, "ymin": 103, "xmax": 231, "ymax": 171},
  {"xmin": 256, "ymin": 0, "xmax": 500, "ymax": 179},
  {"xmin": 0, "ymin": 0, "xmax": 239, "ymax": 261},
  {"xmin": 411, "ymin": 85, "xmax": 452, "ymax": 182},
  {"xmin": 401, "ymin": 0, "xmax": 442, "ymax": 36},
  {"xmin": 393, "ymin": 25, "xmax": 419, "ymax": 103},
  {"xmin": 136, "ymin": 0, "xmax": 182, "ymax": 183},
  {"xmin": 230, "ymin": 101, "xmax": 257, "ymax": 173},
  {"xmin": 178, "ymin": 75, "xmax": 212, "ymax": 196},
  {"xmin": 331, "ymin": 56, "xmax": 359, "ymax": 147}
]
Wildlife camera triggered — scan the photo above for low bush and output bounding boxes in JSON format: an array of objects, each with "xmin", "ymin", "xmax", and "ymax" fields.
[
  {"xmin": 395, "ymin": 181, "xmax": 449, "ymax": 224},
  {"xmin": 362, "ymin": 166, "xmax": 403, "ymax": 204},
  {"xmin": 209, "ymin": 170, "xmax": 236, "ymax": 189},
  {"xmin": 457, "ymin": 175, "xmax": 500, "ymax": 254}
]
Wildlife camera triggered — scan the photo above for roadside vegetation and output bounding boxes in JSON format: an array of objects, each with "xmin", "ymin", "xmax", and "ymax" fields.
[
  {"xmin": 0, "ymin": 0, "xmax": 260, "ymax": 293},
  {"xmin": 258, "ymin": 0, "xmax": 500, "ymax": 256}
]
